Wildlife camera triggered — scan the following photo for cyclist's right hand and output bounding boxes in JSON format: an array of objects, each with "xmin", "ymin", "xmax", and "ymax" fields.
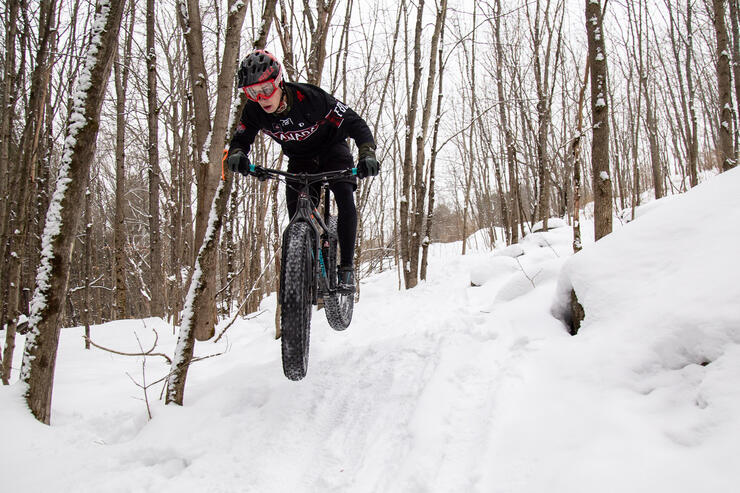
[
  {"xmin": 227, "ymin": 149, "xmax": 251, "ymax": 176},
  {"xmin": 228, "ymin": 150, "xmax": 268, "ymax": 181}
]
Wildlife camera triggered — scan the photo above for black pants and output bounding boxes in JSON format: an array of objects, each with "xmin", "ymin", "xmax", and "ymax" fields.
[{"xmin": 286, "ymin": 142, "xmax": 357, "ymax": 267}]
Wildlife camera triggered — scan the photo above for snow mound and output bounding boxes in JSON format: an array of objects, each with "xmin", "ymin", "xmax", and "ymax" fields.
[
  {"xmin": 531, "ymin": 216, "xmax": 568, "ymax": 232},
  {"xmin": 494, "ymin": 244, "xmax": 525, "ymax": 258},
  {"xmin": 554, "ymin": 167, "xmax": 740, "ymax": 447},
  {"xmin": 469, "ymin": 256, "xmax": 519, "ymax": 286}
]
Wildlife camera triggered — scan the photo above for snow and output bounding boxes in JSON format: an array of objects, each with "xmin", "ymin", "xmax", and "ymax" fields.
[
  {"xmin": 3, "ymin": 169, "xmax": 740, "ymax": 491},
  {"xmin": 531, "ymin": 217, "xmax": 567, "ymax": 232},
  {"xmin": 230, "ymin": 0, "xmax": 245, "ymax": 14}
]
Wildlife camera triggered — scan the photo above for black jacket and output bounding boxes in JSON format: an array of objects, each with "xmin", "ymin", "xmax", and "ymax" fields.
[{"xmin": 229, "ymin": 82, "xmax": 375, "ymax": 160}]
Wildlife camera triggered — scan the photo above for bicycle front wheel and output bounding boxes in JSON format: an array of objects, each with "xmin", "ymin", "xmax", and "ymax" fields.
[{"xmin": 280, "ymin": 222, "xmax": 314, "ymax": 381}]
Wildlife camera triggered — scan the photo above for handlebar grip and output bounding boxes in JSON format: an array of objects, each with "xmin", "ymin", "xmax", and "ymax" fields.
[
  {"xmin": 351, "ymin": 167, "xmax": 358, "ymax": 176},
  {"xmin": 249, "ymin": 164, "xmax": 256, "ymax": 173}
]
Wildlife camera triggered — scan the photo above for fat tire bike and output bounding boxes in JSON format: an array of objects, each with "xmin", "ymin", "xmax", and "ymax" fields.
[{"xmin": 248, "ymin": 164, "xmax": 357, "ymax": 381}]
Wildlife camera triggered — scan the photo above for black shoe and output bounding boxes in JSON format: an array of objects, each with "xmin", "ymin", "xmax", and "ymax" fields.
[{"xmin": 337, "ymin": 266, "xmax": 355, "ymax": 294}]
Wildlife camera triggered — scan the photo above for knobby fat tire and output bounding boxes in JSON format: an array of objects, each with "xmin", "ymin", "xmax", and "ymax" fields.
[
  {"xmin": 280, "ymin": 222, "xmax": 313, "ymax": 381},
  {"xmin": 323, "ymin": 216, "xmax": 353, "ymax": 331}
]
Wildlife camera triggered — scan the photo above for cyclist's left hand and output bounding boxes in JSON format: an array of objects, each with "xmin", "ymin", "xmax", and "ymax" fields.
[{"xmin": 357, "ymin": 143, "xmax": 379, "ymax": 178}]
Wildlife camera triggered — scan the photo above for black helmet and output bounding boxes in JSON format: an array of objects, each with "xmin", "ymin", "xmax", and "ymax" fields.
[{"xmin": 238, "ymin": 50, "xmax": 282, "ymax": 88}]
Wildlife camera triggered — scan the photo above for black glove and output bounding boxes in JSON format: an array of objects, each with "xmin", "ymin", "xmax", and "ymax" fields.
[
  {"xmin": 227, "ymin": 149, "xmax": 250, "ymax": 176},
  {"xmin": 356, "ymin": 143, "xmax": 379, "ymax": 179},
  {"xmin": 228, "ymin": 149, "xmax": 268, "ymax": 181}
]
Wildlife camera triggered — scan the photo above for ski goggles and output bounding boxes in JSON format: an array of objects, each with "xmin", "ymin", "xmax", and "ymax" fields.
[{"xmin": 242, "ymin": 78, "xmax": 281, "ymax": 102}]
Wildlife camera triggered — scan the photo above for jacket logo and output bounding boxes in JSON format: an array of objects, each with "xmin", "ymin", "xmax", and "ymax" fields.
[
  {"xmin": 325, "ymin": 101, "xmax": 347, "ymax": 128},
  {"xmin": 263, "ymin": 123, "xmax": 320, "ymax": 142},
  {"xmin": 280, "ymin": 117, "xmax": 294, "ymax": 126}
]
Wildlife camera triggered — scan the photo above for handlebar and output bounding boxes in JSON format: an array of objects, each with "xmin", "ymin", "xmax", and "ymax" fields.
[{"xmin": 248, "ymin": 164, "xmax": 357, "ymax": 183}]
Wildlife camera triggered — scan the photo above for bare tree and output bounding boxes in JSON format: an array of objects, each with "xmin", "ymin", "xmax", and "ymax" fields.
[
  {"xmin": 586, "ymin": 0, "xmax": 613, "ymax": 240},
  {"xmin": 306, "ymin": 0, "xmax": 338, "ymax": 85},
  {"xmin": 712, "ymin": 0, "xmax": 736, "ymax": 171},
  {"xmin": 113, "ymin": 6, "xmax": 134, "ymax": 319},
  {"xmin": 166, "ymin": 0, "xmax": 276, "ymax": 405},
  {"xmin": 492, "ymin": 0, "xmax": 518, "ymax": 245},
  {"xmin": 0, "ymin": 0, "xmax": 20, "ymax": 239},
  {"xmin": 632, "ymin": 1, "xmax": 664, "ymax": 199},
  {"xmin": 528, "ymin": 0, "xmax": 565, "ymax": 229},
  {"xmin": 420, "ymin": 0, "xmax": 448, "ymax": 280},
  {"xmin": 2, "ymin": 0, "xmax": 58, "ymax": 384},
  {"xmin": 147, "ymin": 0, "xmax": 163, "ymax": 316},
  {"xmin": 20, "ymin": 0, "xmax": 125, "ymax": 424},
  {"xmin": 400, "ymin": 0, "xmax": 447, "ymax": 289},
  {"xmin": 572, "ymin": 57, "xmax": 589, "ymax": 253},
  {"xmin": 461, "ymin": 2, "xmax": 477, "ymax": 256},
  {"xmin": 176, "ymin": 0, "xmax": 212, "ymax": 256}
]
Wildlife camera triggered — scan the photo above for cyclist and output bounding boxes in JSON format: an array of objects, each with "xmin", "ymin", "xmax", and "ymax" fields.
[{"xmin": 226, "ymin": 49, "xmax": 378, "ymax": 293}]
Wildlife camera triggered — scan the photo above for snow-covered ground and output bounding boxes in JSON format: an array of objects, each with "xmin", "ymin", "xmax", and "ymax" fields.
[{"xmin": 2, "ymin": 168, "xmax": 739, "ymax": 492}]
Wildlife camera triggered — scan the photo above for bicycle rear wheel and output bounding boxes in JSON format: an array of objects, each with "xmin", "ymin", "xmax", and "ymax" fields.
[
  {"xmin": 280, "ymin": 222, "xmax": 314, "ymax": 380},
  {"xmin": 323, "ymin": 216, "xmax": 354, "ymax": 330}
]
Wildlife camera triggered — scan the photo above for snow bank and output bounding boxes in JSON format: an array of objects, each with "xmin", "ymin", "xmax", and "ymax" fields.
[
  {"xmin": 552, "ymin": 166, "xmax": 740, "ymax": 452},
  {"xmin": 554, "ymin": 167, "xmax": 740, "ymax": 342}
]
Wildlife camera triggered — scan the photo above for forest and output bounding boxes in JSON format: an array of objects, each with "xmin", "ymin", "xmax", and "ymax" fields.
[{"xmin": 1, "ymin": 0, "xmax": 737, "ymax": 423}]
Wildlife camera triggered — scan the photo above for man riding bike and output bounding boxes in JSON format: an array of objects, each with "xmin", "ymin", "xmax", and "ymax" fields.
[{"xmin": 226, "ymin": 49, "xmax": 379, "ymax": 293}]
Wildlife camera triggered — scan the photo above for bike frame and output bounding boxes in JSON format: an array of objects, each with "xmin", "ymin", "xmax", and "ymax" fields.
[{"xmin": 248, "ymin": 165, "xmax": 357, "ymax": 305}]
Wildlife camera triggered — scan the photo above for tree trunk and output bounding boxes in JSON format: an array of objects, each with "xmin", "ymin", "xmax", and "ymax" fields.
[
  {"xmin": 306, "ymin": 0, "xmax": 338, "ymax": 85},
  {"xmin": 641, "ymin": 76, "xmax": 664, "ymax": 198},
  {"xmin": 586, "ymin": 0, "xmax": 613, "ymax": 241},
  {"xmin": 713, "ymin": 0, "xmax": 736, "ymax": 171},
  {"xmin": 728, "ymin": 0, "xmax": 740, "ymax": 161},
  {"xmin": 83, "ymin": 179, "xmax": 92, "ymax": 350},
  {"xmin": 187, "ymin": 0, "xmax": 249, "ymax": 340},
  {"xmin": 400, "ymin": 0, "xmax": 423, "ymax": 289},
  {"xmin": 687, "ymin": 1, "xmax": 699, "ymax": 187},
  {"xmin": 20, "ymin": 0, "xmax": 125, "ymax": 424},
  {"xmin": 1, "ymin": 0, "xmax": 57, "ymax": 384},
  {"xmin": 166, "ymin": 0, "xmax": 276, "ymax": 404},
  {"xmin": 493, "ymin": 0, "xmax": 519, "ymax": 245},
  {"xmin": 573, "ymin": 57, "xmax": 590, "ymax": 253},
  {"xmin": 166, "ymin": 177, "xmax": 233, "ymax": 405},
  {"xmin": 113, "ymin": 11, "xmax": 134, "ymax": 319},
  {"xmin": 403, "ymin": 0, "xmax": 446, "ymax": 288},
  {"xmin": 420, "ymin": 3, "xmax": 447, "ymax": 281},
  {"xmin": 0, "ymin": 0, "xmax": 20, "ymax": 248},
  {"xmin": 176, "ymin": 0, "xmax": 212, "ymax": 258},
  {"xmin": 147, "ymin": 0, "xmax": 163, "ymax": 317},
  {"xmin": 461, "ymin": 2, "xmax": 476, "ymax": 256}
]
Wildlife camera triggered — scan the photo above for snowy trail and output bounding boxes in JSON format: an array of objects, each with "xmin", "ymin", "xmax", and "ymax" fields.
[{"xmin": 4, "ymin": 237, "xmax": 569, "ymax": 493}]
